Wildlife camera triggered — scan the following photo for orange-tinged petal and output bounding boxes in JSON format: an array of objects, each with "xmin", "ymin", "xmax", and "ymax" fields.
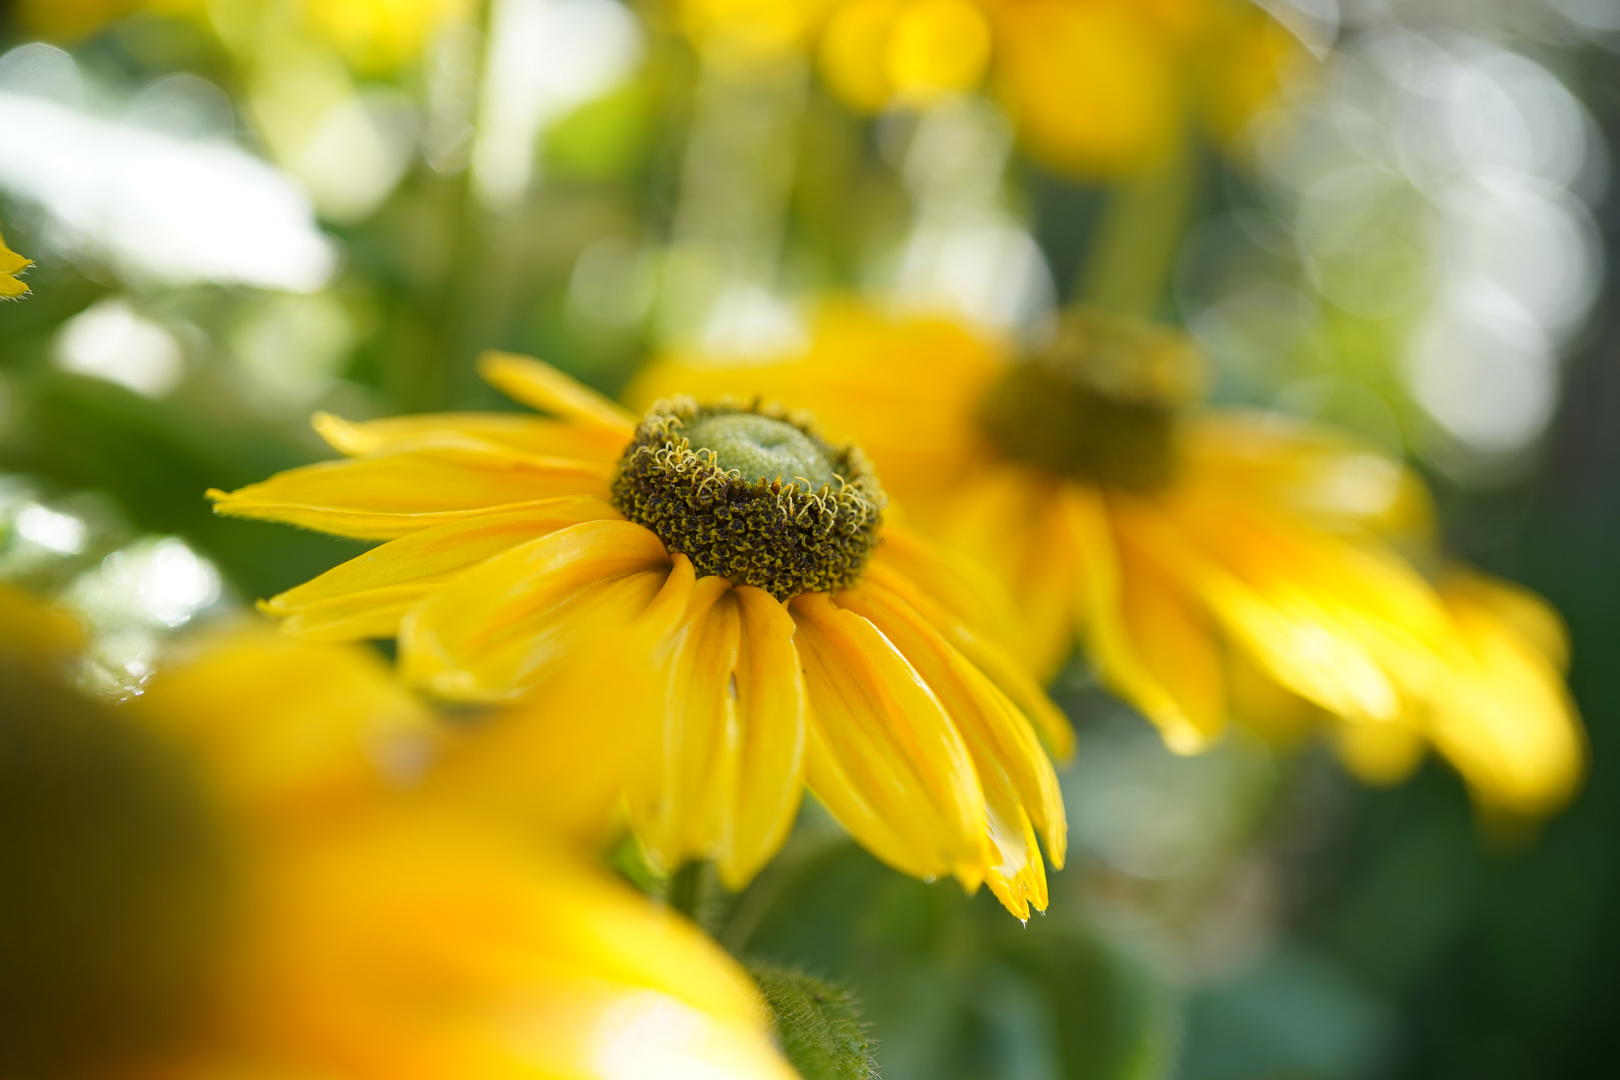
[
  {"xmin": 209, "ymin": 443, "xmax": 611, "ymax": 540},
  {"xmin": 262, "ymin": 498, "xmax": 622, "ymax": 640},
  {"xmin": 789, "ymin": 592, "xmax": 987, "ymax": 882},
  {"xmin": 400, "ymin": 520, "xmax": 672, "ymax": 701},
  {"xmin": 313, "ymin": 410, "xmax": 627, "ymax": 464},
  {"xmin": 836, "ymin": 579, "xmax": 1066, "ymax": 873},
  {"xmin": 477, "ymin": 351, "xmax": 638, "ymax": 437}
]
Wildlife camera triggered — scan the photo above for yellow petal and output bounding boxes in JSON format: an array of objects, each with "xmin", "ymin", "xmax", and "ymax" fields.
[
  {"xmin": 0, "ymin": 222, "xmax": 30, "ymax": 298},
  {"xmin": 133, "ymin": 621, "xmax": 438, "ymax": 829},
  {"xmin": 1439, "ymin": 571, "xmax": 1570, "ymax": 672},
  {"xmin": 250, "ymin": 817, "xmax": 795, "ymax": 1080},
  {"xmin": 918, "ymin": 462, "xmax": 1084, "ymax": 680},
  {"xmin": 1116, "ymin": 495, "xmax": 1404, "ymax": 726},
  {"xmin": 1426, "ymin": 574, "xmax": 1585, "ymax": 816},
  {"xmin": 1116, "ymin": 532, "xmax": 1227, "ymax": 749},
  {"xmin": 263, "ymin": 498, "xmax": 621, "ymax": 640},
  {"xmin": 313, "ymin": 410, "xmax": 627, "ymax": 464},
  {"xmin": 477, "ymin": 351, "xmax": 638, "ymax": 437},
  {"xmin": 633, "ymin": 574, "xmax": 738, "ymax": 869},
  {"xmin": 789, "ymin": 592, "xmax": 987, "ymax": 883},
  {"xmin": 209, "ymin": 442, "xmax": 611, "ymax": 540},
  {"xmin": 400, "ymin": 519, "xmax": 673, "ymax": 701},
  {"xmin": 1065, "ymin": 486, "xmax": 1223, "ymax": 753},
  {"xmin": 836, "ymin": 579, "xmax": 1066, "ymax": 874},
  {"xmin": 865, "ymin": 528, "xmax": 1076, "ymax": 762},
  {"xmin": 630, "ymin": 574, "xmax": 808, "ymax": 889},
  {"xmin": 1184, "ymin": 411, "xmax": 1434, "ymax": 539},
  {"xmin": 723, "ymin": 585, "xmax": 810, "ymax": 887}
]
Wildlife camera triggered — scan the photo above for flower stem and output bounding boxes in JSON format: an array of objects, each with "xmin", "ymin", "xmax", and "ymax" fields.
[{"xmin": 1073, "ymin": 140, "xmax": 1200, "ymax": 319}]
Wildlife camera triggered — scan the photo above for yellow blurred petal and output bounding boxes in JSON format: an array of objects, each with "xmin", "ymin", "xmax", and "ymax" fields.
[
  {"xmin": 133, "ymin": 621, "xmax": 438, "ymax": 828},
  {"xmin": 789, "ymin": 591, "xmax": 987, "ymax": 881},
  {"xmin": 477, "ymin": 351, "xmax": 637, "ymax": 438},
  {"xmin": 1336, "ymin": 718, "xmax": 1427, "ymax": 787},
  {"xmin": 1117, "ymin": 495, "xmax": 1404, "ymax": 726},
  {"xmin": 426, "ymin": 635, "xmax": 667, "ymax": 845},
  {"xmin": 1185, "ymin": 411, "xmax": 1434, "ymax": 539},
  {"xmin": 1427, "ymin": 576, "xmax": 1585, "ymax": 816},
  {"xmin": 400, "ymin": 520, "xmax": 673, "ymax": 701},
  {"xmin": 1440, "ymin": 571, "xmax": 1570, "ymax": 672},
  {"xmin": 1116, "ymin": 532, "xmax": 1227, "ymax": 749},
  {"xmin": 918, "ymin": 462, "xmax": 1082, "ymax": 681},
  {"xmin": 263, "ymin": 498, "xmax": 622, "ymax": 640},
  {"xmin": 209, "ymin": 442, "xmax": 611, "ymax": 540},
  {"xmin": 312, "ymin": 410, "xmax": 626, "ymax": 464},
  {"xmin": 1066, "ymin": 486, "xmax": 1222, "ymax": 753},
  {"xmin": 249, "ymin": 817, "xmax": 794, "ymax": 1079}
]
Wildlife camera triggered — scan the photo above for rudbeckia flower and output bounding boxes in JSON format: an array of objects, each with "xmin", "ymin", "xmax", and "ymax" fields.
[
  {"xmin": 0, "ymin": 613, "xmax": 796, "ymax": 1080},
  {"xmin": 0, "ymin": 222, "xmax": 33, "ymax": 299},
  {"xmin": 817, "ymin": 0, "xmax": 1304, "ymax": 176},
  {"xmin": 630, "ymin": 304, "xmax": 1586, "ymax": 817},
  {"xmin": 210, "ymin": 355, "xmax": 1071, "ymax": 917}
]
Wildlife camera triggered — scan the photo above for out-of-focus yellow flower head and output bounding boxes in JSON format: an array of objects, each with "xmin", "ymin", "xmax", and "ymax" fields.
[
  {"xmin": 0, "ymin": 603, "xmax": 797, "ymax": 1080},
  {"xmin": 818, "ymin": 0, "xmax": 1306, "ymax": 176},
  {"xmin": 294, "ymin": 0, "xmax": 472, "ymax": 72}
]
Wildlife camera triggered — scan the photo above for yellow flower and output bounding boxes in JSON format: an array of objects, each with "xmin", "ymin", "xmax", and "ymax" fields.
[
  {"xmin": 630, "ymin": 303, "xmax": 1586, "ymax": 817},
  {"xmin": 818, "ymin": 0, "xmax": 1304, "ymax": 176},
  {"xmin": 0, "ymin": 222, "xmax": 33, "ymax": 299},
  {"xmin": 210, "ymin": 354, "xmax": 1070, "ymax": 918},
  {"xmin": 0, "ymin": 612, "xmax": 796, "ymax": 1080}
]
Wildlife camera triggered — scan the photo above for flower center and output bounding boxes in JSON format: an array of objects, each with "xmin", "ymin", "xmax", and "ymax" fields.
[
  {"xmin": 611, "ymin": 399, "xmax": 886, "ymax": 601},
  {"xmin": 977, "ymin": 310, "xmax": 1206, "ymax": 491}
]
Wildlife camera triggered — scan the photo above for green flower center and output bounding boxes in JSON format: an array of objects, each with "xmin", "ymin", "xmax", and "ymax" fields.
[
  {"xmin": 681, "ymin": 412, "xmax": 843, "ymax": 491},
  {"xmin": 977, "ymin": 310, "xmax": 1205, "ymax": 491},
  {"xmin": 611, "ymin": 399, "xmax": 886, "ymax": 601}
]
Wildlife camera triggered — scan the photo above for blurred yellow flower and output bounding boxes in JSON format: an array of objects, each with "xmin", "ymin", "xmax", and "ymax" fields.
[
  {"xmin": 0, "ymin": 222, "xmax": 33, "ymax": 299},
  {"xmin": 211, "ymin": 354, "xmax": 1070, "ymax": 917},
  {"xmin": 17, "ymin": 0, "xmax": 461, "ymax": 70},
  {"xmin": 818, "ymin": 0, "xmax": 1304, "ymax": 176},
  {"xmin": 631, "ymin": 304, "xmax": 1586, "ymax": 817},
  {"xmin": 0, "ymin": 611, "xmax": 796, "ymax": 1080}
]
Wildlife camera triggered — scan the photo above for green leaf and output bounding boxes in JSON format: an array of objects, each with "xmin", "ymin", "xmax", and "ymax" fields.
[{"xmin": 749, "ymin": 963, "xmax": 879, "ymax": 1080}]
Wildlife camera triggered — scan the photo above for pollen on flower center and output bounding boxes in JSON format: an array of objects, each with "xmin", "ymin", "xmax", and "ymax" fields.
[
  {"xmin": 977, "ymin": 309, "xmax": 1207, "ymax": 491},
  {"xmin": 610, "ymin": 398, "xmax": 886, "ymax": 600}
]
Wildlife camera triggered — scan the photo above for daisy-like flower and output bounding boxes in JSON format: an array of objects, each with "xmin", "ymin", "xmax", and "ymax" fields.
[
  {"xmin": 1, "ymin": 613, "xmax": 797, "ymax": 1080},
  {"xmin": 210, "ymin": 355, "xmax": 1070, "ymax": 918},
  {"xmin": 0, "ymin": 221, "xmax": 33, "ymax": 299},
  {"xmin": 630, "ymin": 304, "xmax": 1586, "ymax": 817}
]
